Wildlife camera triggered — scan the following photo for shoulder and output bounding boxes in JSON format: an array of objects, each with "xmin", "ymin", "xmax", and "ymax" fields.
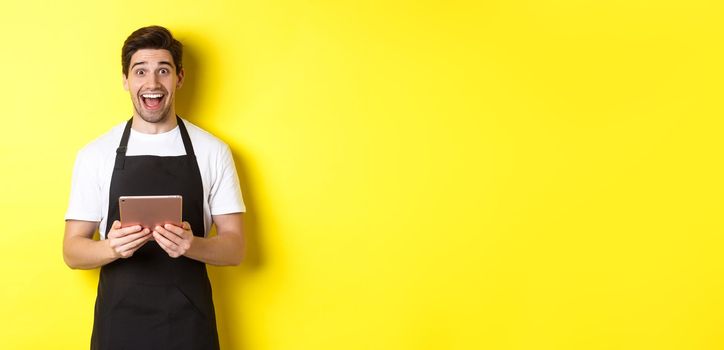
[
  {"xmin": 182, "ymin": 118, "xmax": 231, "ymax": 156},
  {"xmin": 75, "ymin": 120, "xmax": 127, "ymax": 161}
]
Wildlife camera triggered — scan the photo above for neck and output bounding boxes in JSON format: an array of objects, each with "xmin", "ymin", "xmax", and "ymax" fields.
[{"xmin": 131, "ymin": 111, "xmax": 178, "ymax": 134}]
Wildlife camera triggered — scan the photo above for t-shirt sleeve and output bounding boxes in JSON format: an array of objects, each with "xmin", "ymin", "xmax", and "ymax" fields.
[
  {"xmin": 209, "ymin": 144, "xmax": 246, "ymax": 215},
  {"xmin": 65, "ymin": 147, "xmax": 103, "ymax": 222}
]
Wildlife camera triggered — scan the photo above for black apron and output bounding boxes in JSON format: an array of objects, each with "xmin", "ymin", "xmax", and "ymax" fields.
[{"xmin": 91, "ymin": 117, "xmax": 220, "ymax": 350}]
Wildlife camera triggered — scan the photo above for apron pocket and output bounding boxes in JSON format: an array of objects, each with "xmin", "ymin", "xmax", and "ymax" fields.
[
  {"xmin": 107, "ymin": 284, "xmax": 169, "ymax": 349},
  {"xmin": 100, "ymin": 284, "xmax": 216, "ymax": 350},
  {"xmin": 167, "ymin": 286, "xmax": 215, "ymax": 349}
]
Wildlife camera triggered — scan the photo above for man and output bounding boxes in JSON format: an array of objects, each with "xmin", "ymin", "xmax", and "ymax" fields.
[{"xmin": 63, "ymin": 26, "xmax": 245, "ymax": 350}]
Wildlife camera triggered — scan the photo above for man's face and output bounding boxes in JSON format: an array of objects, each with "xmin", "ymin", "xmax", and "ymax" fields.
[{"xmin": 123, "ymin": 49, "xmax": 184, "ymax": 124}]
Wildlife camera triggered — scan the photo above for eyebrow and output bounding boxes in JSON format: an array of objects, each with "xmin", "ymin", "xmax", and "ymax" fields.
[{"xmin": 130, "ymin": 61, "xmax": 175, "ymax": 69}]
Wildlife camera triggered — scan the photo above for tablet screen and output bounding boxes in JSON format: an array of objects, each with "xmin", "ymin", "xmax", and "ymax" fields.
[{"xmin": 119, "ymin": 195, "xmax": 182, "ymax": 230}]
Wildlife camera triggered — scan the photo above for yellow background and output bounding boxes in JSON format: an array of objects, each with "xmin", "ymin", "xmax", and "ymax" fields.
[{"xmin": 1, "ymin": 0, "xmax": 723, "ymax": 349}]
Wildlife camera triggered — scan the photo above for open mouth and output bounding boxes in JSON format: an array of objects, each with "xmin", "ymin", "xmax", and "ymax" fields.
[{"xmin": 140, "ymin": 92, "xmax": 165, "ymax": 110}]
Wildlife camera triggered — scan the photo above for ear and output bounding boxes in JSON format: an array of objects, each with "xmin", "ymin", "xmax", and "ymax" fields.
[
  {"xmin": 176, "ymin": 68, "xmax": 185, "ymax": 89},
  {"xmin": 122, "ymin": 73, "xmax": 129, "ymax": 91}
]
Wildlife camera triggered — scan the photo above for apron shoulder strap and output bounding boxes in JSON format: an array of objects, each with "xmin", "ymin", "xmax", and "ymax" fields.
[
  {"xmin": 176, "ymin": 116, "xmax": 196, "ymax": 157},
  {"xmin": 114, "ymin": 118, "xmax": 133, "ymax": 170}
]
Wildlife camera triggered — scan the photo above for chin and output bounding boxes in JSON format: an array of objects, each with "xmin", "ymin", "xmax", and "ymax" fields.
[
  {"xmin": 135, "ymin": 105, "xmax": 172, "ymax": 124},
  {"xmin": 140, "ymin": 114, "xmax": 168, "ymax": 124}
]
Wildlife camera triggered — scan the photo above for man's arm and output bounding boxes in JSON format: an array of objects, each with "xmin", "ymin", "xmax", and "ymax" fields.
[
  {"xmin": 63, "ymin": 220, "xmax": 151, "ymax": 269},
  {"xmin": 153, "ymin": 213, "xmax": 245, "ymax": 266}
]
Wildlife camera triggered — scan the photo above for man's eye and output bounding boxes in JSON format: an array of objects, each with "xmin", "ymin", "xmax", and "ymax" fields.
[
  {"xmin": 160, "ymin": 68, "xmax": 168, "ymax": 74},
  {"xmin": 136, "ymin": 70, "xmax": 145, "ymax": 76}
]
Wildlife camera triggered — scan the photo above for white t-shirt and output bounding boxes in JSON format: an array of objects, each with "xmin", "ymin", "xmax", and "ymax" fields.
[{"xmin": 65, "ymin": 118, "xmax": 245, "ymax": 238}]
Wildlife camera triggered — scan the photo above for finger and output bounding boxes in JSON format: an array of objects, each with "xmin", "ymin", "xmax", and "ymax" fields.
[
  {"xmin": 112, "ymin": 229, "xmax": 151, "ymax": 247},
  {"xmin": 109, "ymin": 224, "xmax": 143, "ymax": 238},
  {"xmin": 122, "ymin": 243, "xmax": 145, "ymax": 257},
  {"xmin": 153, "ymin": 231, "xmax": 174, "ymax": 250},
  {"xmin": 117, "ymin": 233, "xmax": 152, "ymax": 255},
  {"xmin": 156, "ymin": 225, "xmax": 184, "ymax": 244},
  {"xmin": 106, "ymin": 221, "xmax": 125, "ymax": 238},
  {"xmin": 120, "ymin": 225, "xmax": 144, "ymax": 235},
  {"xmin": 163, "ymin": 223, "xmax": 185, "ymax": 237},
  {"xmin": 113, "ymin": 231, "xmax": 150, "ymax": 257},
  {"xmin": 153, "ymin": 231, "xmax": 179, "ymax": 256}
]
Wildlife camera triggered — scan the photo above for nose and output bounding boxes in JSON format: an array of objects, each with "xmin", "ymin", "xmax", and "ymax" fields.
[{"xmin": 149, "ymin": 72, "xmax": 161, "ymax": 86}]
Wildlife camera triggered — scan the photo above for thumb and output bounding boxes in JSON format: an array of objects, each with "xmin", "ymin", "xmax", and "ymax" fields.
[
  {"xmin": 182, "ymin": 221, "xmax": 191, "ymax": 230},
  {"xmin": 112, "ymin": 220, "xmax": 121, "ymax": 229}
]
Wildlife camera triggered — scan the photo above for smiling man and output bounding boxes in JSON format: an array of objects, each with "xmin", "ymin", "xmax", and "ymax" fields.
[{"xmin": 63, "ymin": 26, "xmax": 245, "ymax": 350}]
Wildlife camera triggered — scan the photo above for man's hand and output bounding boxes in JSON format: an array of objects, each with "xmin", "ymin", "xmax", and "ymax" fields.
[
  {"xmin": 107, "ymin": 220, "xmax": 152, "ymax": 258},
  {"xmin": 153, "ymin": 222, "xmax": 195, "ymax": 258}
]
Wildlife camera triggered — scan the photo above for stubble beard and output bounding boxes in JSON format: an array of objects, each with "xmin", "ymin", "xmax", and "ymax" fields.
[{"xmin": 133, "ymin": 98, "xmax": 173, "ymax": 124}]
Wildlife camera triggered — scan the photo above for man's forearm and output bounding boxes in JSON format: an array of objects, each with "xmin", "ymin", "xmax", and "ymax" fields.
[
  {"xmin": 184, "ymin": 233, "xmax": 244, "ymax": 266},
  {"xmin": 63, "ymin": 237, "xmax": 117, "ymax": 270}
]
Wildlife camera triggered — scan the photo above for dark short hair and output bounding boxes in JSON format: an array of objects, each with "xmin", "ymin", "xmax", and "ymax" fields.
[{"xmin": 121, "ymin": 25, "xmax": 183, "ymax": 77}]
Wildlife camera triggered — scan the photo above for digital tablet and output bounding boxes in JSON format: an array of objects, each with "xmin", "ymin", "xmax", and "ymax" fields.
[{"xmin": 119, "ymin": 195, "xmax": 182, "ymax": 230}]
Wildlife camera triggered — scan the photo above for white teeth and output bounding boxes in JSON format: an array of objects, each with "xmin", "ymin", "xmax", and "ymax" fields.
[{"xmin": 142, "ymin": 94, "xmax": 163, "ymax": 98}]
